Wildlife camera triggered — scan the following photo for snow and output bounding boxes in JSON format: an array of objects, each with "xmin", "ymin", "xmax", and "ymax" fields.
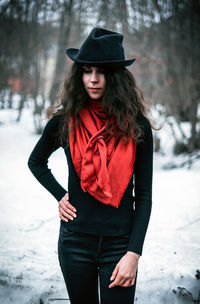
[{"xmin": 0, "ymin": 108, "xmax": 199, "ymax": 304}]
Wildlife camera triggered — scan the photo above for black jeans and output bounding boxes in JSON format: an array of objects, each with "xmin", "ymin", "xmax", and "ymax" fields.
[{"xmin": 58, "ymin": 221, "xmax": 137, "ymax": 304}]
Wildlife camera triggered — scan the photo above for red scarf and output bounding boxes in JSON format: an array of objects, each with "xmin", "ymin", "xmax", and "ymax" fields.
[{"xmin": 68, "ymin": 99, "xmax": 137, "ymax": 208}]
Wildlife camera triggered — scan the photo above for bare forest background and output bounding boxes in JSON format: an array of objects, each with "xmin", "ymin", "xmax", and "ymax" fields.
[{"xmin": 0, "ymin": 0, "xmax": 200, "ymax": 157}]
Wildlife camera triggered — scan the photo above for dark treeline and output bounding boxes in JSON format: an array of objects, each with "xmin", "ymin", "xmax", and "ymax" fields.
[{"xmin": 0, "ymin": 0, "xmax": 199, "ymax": 154}]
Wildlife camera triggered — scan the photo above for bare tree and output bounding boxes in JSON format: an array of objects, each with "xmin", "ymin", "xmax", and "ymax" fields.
[{"xmin": 49, "ymin": 0, "xmax": 74, "ymax": 105}]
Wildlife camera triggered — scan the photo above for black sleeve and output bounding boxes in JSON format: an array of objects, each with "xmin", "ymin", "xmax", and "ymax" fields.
[
  {"xmin": 27, "ymin": 115, "xmax": 68, "ymax": 202},
  {"xmin": 127, "ymin": 119, "xmax": 153, "ymax": 255}
]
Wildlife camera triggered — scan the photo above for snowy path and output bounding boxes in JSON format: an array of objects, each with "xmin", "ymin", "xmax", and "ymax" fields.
[{"xmin": 0, "ymin": 117, "xmax": 199, "ymax": 304}]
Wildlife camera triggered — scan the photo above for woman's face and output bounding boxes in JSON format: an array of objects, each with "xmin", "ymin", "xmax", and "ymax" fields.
[{"xmin": 82, "ymin": 65, "xmax": 106, "ymax": 100}]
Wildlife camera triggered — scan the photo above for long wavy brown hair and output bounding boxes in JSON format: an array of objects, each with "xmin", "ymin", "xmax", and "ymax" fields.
[{"xmin": 46, "ymin": 62, "xmax": 155, "ymax": 148}]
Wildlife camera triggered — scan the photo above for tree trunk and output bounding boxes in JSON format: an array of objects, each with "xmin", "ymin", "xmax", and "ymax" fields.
[{"xmin": 49, "ymin": 0, "xmax": 74, "ymax": 105}]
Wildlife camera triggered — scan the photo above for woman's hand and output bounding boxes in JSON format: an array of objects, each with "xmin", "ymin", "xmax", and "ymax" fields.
[
  {"xmin": 58, "ymin": 193, "xmax": 77, "ymax": 222},
  {"xmin": 109, "ymin": 251, "xmax": 140, "ymax": 288}
]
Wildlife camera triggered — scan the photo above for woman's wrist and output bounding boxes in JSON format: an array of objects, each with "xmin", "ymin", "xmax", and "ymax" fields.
[{"xmin": 126, "ymin": 251, "xmax": 141, "ymax": 260}]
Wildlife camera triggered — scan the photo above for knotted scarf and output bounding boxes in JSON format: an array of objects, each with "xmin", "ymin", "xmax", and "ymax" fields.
[{"xmin": 68, "ymin": 99, "xmax": 137, "ymax": 208}]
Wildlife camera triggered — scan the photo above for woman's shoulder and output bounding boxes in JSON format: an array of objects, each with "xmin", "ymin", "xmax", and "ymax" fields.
[
  {"xmin": 41, "ymin": 114, "xmax": 67, "ymax": 148},
  {"xmin": 137, "ymin": 115, "xmax": 152, "ymax": 136},
  {"xmin": 41, "ymin": 114, "xmax": 66, "ymax": 145},
  {"xmin": 44, "ymin": 114, "xmax": 64, "ymax": 131},
  {"xmin": 135, "ymin": 116, "xmax": 153, "ymax": 153}
]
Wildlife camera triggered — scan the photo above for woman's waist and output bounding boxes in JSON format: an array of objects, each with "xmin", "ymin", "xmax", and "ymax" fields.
[{"xmin": 63, "ymin": 198, "xmax": 134, "ymax": 236}]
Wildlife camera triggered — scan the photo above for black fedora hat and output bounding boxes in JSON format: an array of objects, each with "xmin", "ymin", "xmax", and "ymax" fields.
[{"xmin": 66, "ymin": 27, "xmax": 135, "ymax": 67}]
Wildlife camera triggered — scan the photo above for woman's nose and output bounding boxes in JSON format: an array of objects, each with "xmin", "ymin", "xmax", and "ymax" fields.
[{"xmin": 90, "ymin": 71, "xmax": 98, "ymax": 82}]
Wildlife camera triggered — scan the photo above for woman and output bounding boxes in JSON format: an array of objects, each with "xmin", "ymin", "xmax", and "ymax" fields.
[{"xmin": 28, "ymin": 27, "xmax": 153, "ymax": 304}]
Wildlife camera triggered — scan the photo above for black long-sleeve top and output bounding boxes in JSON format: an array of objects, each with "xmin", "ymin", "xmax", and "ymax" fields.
[{"xmin": 27, "ymin": 115, "xmax": 153, "ymax": 256}]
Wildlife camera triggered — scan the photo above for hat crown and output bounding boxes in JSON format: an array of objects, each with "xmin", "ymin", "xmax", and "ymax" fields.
[
  {"xmin": 66, "ymin": 27, "xmax": 135, "ymax": 67},
  {"xmin": 78, "ymin": 27, "xmax": 125, "ymax": 62}
]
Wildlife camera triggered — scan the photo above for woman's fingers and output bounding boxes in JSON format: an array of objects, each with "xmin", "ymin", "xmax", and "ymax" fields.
[
  {"xmin": 60, "ymin": 201, "xmax": 76, "ymax": 217},
  {"xmin": 109, "ymin": 274, "xmax": 135, "ymax": 288},
  {"xmin": 58, "ymin": 194, "xmax": 77, "ymax": 221},
  {"xmin": 109, "ymin": 251, "xmax": 139, "ymax": 288},
  {"xmin": 60, "ymin": 207, "xmax": 75, "ymax": 221},
  {"xmin": 110, "ymin": 264, "xmax": 119, "ymax": 281},
  {"xmin": 119, "ymin": 274, "xmax": 135, "ymax": 287},
  {"xmin": 61, "ymin": 196, "xmax": 76, "ymax": 212},
  {"xmin": 109, "ymin": 262, "xmax": 136, "ymax": 288},
  {"xmin": 59, "ymin": 210, "xmax": 69, "ymax": 222},
  {"xmin": 109, "ymin": 265, "xmax": 123, "ymax": 288},
  {"xmin": 130, "ymin": 276, "xmax": 136, "ymax": 286},
  {"xmin": 109, "ymin": 274, "xmax": 123, "ymax": 288},
  {"xmin": 66, "ymin": 201, "xmax": 77, "ymax": 212}
]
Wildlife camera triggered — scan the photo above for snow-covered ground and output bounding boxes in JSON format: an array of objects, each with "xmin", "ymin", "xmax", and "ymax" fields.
[{"xmin": 0, "ymin": 109, "xmax": 199, "ymax": 304}]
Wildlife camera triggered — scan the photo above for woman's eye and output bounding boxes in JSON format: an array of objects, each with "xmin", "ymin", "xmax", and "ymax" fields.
[
  {"xmin": 98, "ymin": 69, "xmax": 105, "ymax": 74},
  {"xmin": 83, "ymin": 68, "xmax": 91, "ymax": 74}
]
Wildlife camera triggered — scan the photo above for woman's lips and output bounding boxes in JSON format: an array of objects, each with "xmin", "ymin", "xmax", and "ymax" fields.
[{"xmin": 89, "ymin": 88, "xmax": 102, "ymax": 92}]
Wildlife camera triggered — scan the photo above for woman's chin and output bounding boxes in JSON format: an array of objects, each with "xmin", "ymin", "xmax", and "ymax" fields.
[{"xmin": 88, "ymin": 93, "xmax": 103, "ymax": 100}]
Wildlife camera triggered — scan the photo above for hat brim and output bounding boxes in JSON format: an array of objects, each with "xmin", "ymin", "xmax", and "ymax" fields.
[{"xmin": 66, "ymin": 48, "xmax": 135, "ymax": 67}]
